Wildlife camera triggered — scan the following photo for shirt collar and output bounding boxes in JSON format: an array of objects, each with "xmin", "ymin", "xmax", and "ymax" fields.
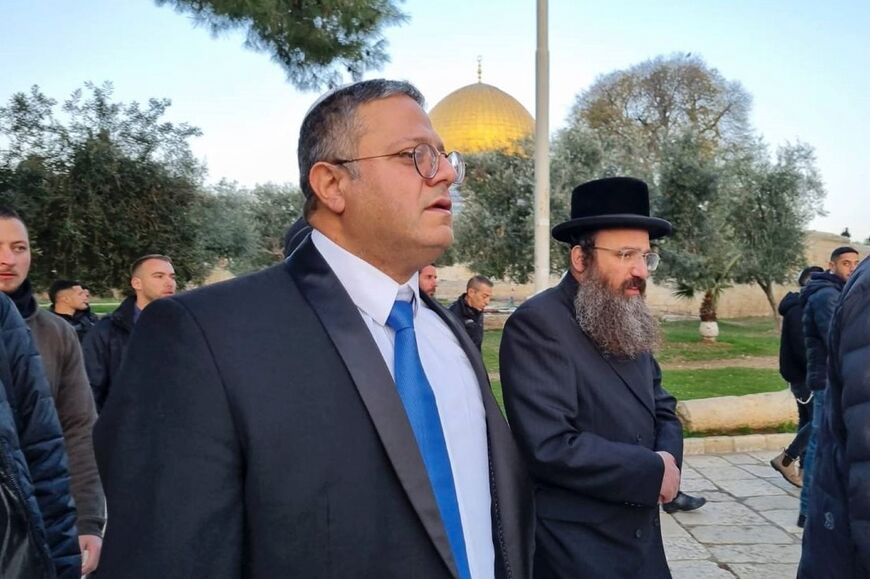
[{"xmin": 311, "ymin": 230, "xmax": 421, "ymax": 325}]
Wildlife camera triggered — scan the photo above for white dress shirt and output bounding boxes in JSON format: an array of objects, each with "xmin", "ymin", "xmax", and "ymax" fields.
[{"xmin": 312, "ymin": 230, "xmax": 495, "ymax": 579}]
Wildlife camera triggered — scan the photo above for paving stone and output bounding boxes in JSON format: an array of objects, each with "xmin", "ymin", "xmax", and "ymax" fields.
[
  {"xmin": 708, "ymin": 544, "xmax": 802, "ymax": 564},
  {"xmin": 698, "ymin": 466, "xmax": 759, "ymax": 481},
  {"xmin": 715, "ymin": 478, "xmax": 787, "ymax": 498},
  {"xmin": 730, "ymin": 563, "xmax": 799, "ymax": 578},
  {"xmin": 688, "ymin": 524, "xmax": 794, "ymax": 544},
  {"xmin": 684, "ymin": 438, "xmax": 706, "ymax": 455},
  {"xmin": 743, "ymin": 495, "xmax": 799, "ymax": 511},
  {"xmin": 766, "ymin": 477, "xmax": 803, "ymax": 497},
  {"xmin": 661, "ymin": 513, "xmax": 692, "ymax": 538},
  {"xmin": 682, "ymin": 467, "xmax": 703, "ymax": 479},
  {"xmin": 669, "ymin": 560, "xmax": 736, "ymax": 579},
  {"xmin": 723, "ymin": 453, "xmax": 763, "ymax": 465},
  {"xmin": 685, "ymin": 455, "xmax": 733, "ymax": 468},
  {"xmin": 699, "ymin": 491, "xmax": 735, "ymax": 502},
  {"xmin": 760, "ymin": 509, "xmax": 803, "ymax": 534},
  {"xmin": 664, "ymin": 537, "xmax": 710, "ymax": 561},
  {"xmin": 737, "ymin": 464, "xmax": 782, "ymax": 479},
  {"xmin": 681, "ymin": 477, "xmax": 719, "ymax": 492},
  {"xmin": 749, "ymin": 450, "xmax": 780, "ymax": 461},
  {"xmin": 763, "ymin": 434, "xmax": 796, "ymax": 451},
  {"xmin": 673, "ymin": 501, "xmax": 767, "ymax": 526}
]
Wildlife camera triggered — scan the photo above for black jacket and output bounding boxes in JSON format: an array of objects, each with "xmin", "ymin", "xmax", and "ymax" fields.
[
  {"xmin": 82, "ymin": 295, "xmax": 136, "ymax": 412},
  {"xmin": 0, "ymin": 293, "xmax": 80, "ymax": 578},
  {"xmin": 50, "ymin": 308, "xmax": 99, "ymax": 343},
  {"xmin": 801, "ymin": 272, "xmax": 845, "ymax": 391},
  {"xmin": 93, "ymin": 237, "xmax": 533, "ymax": 579},
  {"xmin": 778, "ymin": 292, "xmax": 808, "ymax": 390},
  {"xmin": 501, "ymin": 274, "xmax": 682, "ymax": 579},
  {"xmin": 448, "ymin": 294, "xmax": 484, "ymax": 350},
  {"xmin": 798, "ymin": 257, "xmax": 870, "ymax": 578}
]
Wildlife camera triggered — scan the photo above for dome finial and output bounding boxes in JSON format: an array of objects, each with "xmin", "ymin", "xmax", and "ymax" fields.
[{"xmin": 477, "ymin": 56, "xmax": 482, "ymax": 83}]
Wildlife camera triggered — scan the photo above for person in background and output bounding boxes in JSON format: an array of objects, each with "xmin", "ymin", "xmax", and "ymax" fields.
[
  {"xmin": 419, "ymin": 264, "xmax": 438, "ymax": 298},
  {"xmin": 797, "ymin": 246, "xmax": 860, "ymax": 527},
  {"xmin": 769, "ymin": 265, "xmax": 824, "ymax": 487},
  {"xmin": 797, "ymin": 255, "xmax": 870, "ymax": 578},
  {"xmin": 449, "ymin": 275, "xmax": 493, "ymax": 350},
  {"xmin": 83, "ymin": 254, "xmax": 176, "ymax": 412},
  {"xmin": 48, "ymin": 279, "xmax": 98, "ymax": 342},
  {"xmin": 0, "ymin": 207, "xmax": 103, "ymax": 574}
]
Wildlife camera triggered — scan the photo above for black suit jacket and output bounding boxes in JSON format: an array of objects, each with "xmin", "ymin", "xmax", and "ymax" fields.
[
  {"xmin": 500, "ymin": 274, "xmax": 682, "ymax": 579},
  {"xmin": 94, "ymin": 237, "xmax": 533, "ymax": 579}
]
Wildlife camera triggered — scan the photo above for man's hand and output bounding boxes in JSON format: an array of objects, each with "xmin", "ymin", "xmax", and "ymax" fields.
[
  {"xmin": 79, "ymin": 534, "xmax": 103, "ymax": 575},
  {"xmin": 657, "ymin": 451, "xmax": 680, "ymax": 504}
]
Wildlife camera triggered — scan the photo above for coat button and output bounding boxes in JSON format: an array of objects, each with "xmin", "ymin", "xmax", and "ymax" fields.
[{"xmin": 635, "ymin": 529, "xmax": 643, "ymax": 539}]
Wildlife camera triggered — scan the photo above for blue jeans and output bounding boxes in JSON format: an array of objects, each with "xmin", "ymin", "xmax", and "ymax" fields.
[{"xmin": 799, "ymin": 389, "xmax": 826, "ymax": 517}]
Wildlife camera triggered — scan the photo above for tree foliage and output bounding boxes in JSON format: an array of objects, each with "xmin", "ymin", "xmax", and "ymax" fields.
[
  {"xmin": 156, "ymin": 0, "xmax": 407, "ymax": 89},
  {"xmin": 728, "ymin": 141, "xmax": 826, "ymax": 315},
  {"xmin": 453, "ymin": 141, "xmax": 567, "ymax": 283},
  {"xmin": 0, "ymin": 83, "xmax": 208, "ymax": 292}
]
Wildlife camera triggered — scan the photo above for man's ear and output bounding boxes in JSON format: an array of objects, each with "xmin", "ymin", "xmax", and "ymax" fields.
[
  {"xmin": 308, "ymin": 162, "xmax": 348, "ymax": 215},
  {"xmin": 131, "ymin": 277, "xmax": 142, "ymax": 292},
  {"xmin": 570, "ymin": 246, "xmax": 587, "ymax": 274}
]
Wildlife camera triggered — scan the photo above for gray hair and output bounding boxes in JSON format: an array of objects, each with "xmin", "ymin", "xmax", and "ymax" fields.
[{"xmin": 297, "ymin": 79, "xmax": 425, "ymax": 217}]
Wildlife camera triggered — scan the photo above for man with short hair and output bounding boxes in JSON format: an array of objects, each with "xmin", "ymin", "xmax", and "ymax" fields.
[
  {"xmin": 449, "ymin": 275, "xmax": 493, "ymax": 350},
  {"xmin": 419, "ymin": 264, "xmax": 439, "ymax": 298},
  {"xmin": 798, "ymin": 255, "xmax": 870, "ymax": 577},
  {"xmin": 94, "ymin": 79, "xmax": 532, "ymax": 578},
  {"xmin": 83, "ymin": 254, "xmax": 176, "ymax": 412},
  {"xmin": 797, "ymin": 245, "xmax": 860, "ymax": 527},
  {"xmin": 49, "ymin": 279, "xmax": 98, "ymax": 342},
  {"xmin": 0, "ymin": 207, "xmax": 102, "ymax": 575},
  {"xmin": 501, "ymin": 177, "xmax": 683, "ymax": 579}
]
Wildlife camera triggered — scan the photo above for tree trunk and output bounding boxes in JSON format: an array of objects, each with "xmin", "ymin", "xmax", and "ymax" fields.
[{"xmin": 757, "ymin": 279, "xmax": 781, "ymax": 331}]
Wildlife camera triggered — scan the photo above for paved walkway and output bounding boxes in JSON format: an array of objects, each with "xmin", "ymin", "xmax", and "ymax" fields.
[{"xmin": 665, "ymin": 450, "xmax": 803, "ymax": 578}]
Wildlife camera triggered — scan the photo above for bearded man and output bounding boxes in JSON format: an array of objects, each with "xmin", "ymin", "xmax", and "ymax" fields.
[{"xmin": 500, "ymin": 177, "xmax": 683, "ymax": 579}]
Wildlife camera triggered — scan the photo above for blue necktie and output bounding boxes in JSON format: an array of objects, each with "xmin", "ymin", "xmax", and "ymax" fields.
[{"xmin": 386, "ymin": 299, "xmax": 472, "ymax": 579}]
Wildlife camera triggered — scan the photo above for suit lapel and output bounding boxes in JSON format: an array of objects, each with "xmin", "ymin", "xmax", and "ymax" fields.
[{"xmin": 285, "ymin": 239, "xmax": 459, "ymax": 579}]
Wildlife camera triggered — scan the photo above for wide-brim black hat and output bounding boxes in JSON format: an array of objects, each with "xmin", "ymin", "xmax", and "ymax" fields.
[{"xmin": 552, "ymin": 176, "xmax": 672, "ymax": 243}]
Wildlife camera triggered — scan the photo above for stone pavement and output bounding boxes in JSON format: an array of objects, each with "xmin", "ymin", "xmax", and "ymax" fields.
[{"xmin": 665, "ymin": 450, "xmax": 803, "ymax": 579}]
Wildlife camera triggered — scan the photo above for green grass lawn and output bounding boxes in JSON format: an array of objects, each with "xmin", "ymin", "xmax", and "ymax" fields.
[
  {"xmin": 663, "ymin": 367, "xmax": 785, "ymax": 400},
  {"xmin": 657, "ymin": 318, "xmax": 779, "ymax": 363},
  {"xmin": 88, "ymin": 303, "xmax": 118, "ymax": 315}
]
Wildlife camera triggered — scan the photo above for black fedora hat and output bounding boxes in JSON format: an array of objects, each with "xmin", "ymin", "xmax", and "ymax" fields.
[{"xmin": 552, "ymin": 176, "xmax": 672, "ymax": 243}]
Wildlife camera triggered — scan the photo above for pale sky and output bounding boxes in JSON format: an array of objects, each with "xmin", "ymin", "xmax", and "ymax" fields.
[{"xmin": 3, "ymin": 0, "xmax": 868, "ymax": 238}]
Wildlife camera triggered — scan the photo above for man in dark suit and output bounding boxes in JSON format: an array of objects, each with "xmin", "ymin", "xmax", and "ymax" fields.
[
  {"xmin": 500, "ymin": 177, "xmax": 684, "ymax": 579},
  {"xmin": 94, "ymin": 79, "xmax": 532, "ymax": 579}
]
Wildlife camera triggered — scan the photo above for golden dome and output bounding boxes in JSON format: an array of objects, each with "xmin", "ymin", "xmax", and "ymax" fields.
[{"xmin": 429, "ymin": 82, "xmax": 534, "ymax": 155}]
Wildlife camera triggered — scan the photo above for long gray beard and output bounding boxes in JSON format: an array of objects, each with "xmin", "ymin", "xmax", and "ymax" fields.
[{"xmin": 574, "ymin": 274, "xmax": 662, "ymax": 359}]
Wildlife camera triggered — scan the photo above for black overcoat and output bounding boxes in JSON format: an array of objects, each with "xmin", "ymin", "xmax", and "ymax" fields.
[
  {"xmin": 500, "ymin": 274, "xmax": 683, "ymax": 579},
  {"xmin": 94, "ymin": 237, "xmax": 533, "ymax": 579}
]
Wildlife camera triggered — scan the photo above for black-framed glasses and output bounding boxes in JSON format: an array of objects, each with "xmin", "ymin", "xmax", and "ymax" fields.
[
  {"xmin": 593, "ymin": 246, "xmax": 661, "ymax": 272},
  {"xmin": 332, "ymin": 143, "xmax": 465, "ymax": 185}
]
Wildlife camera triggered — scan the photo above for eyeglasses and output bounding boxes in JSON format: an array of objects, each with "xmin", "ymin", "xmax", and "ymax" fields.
[
  {"xmin": 593, "ymin": 246, "xmax": 660, "ymax": 272},
  {"xmin": 332, "ymin": 143, "xmax": 465, "ymax": 185}
]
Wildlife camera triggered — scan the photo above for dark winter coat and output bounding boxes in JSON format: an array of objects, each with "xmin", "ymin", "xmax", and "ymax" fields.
[
  {"xmin": 50, "ymin": 308, "xmax": 99, "ymax": 343},
  {"xmin": 501, "ymin": 274, "xmax": 683, "ymax": 579},
  {"xmin": 82, "ymin": 295, "xmax": 136, "ymax": 412},
  {"xmin": 778, "ymin": 292, "xmax": 810, "ymax": 398},
  {"xmin": 448, "ymin": 294, "xmax": 484, "ymax": 350},
  {"xmin": 798, "ymin": 256, "xmax": 870, "ymax": 578},
  {"xmin": 801, "ymin": 272, "xmax": 845, "ymax": 391},
  {"xmin": 0, "ymin": 292, "xmax": 80, "ymax": 578}
]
